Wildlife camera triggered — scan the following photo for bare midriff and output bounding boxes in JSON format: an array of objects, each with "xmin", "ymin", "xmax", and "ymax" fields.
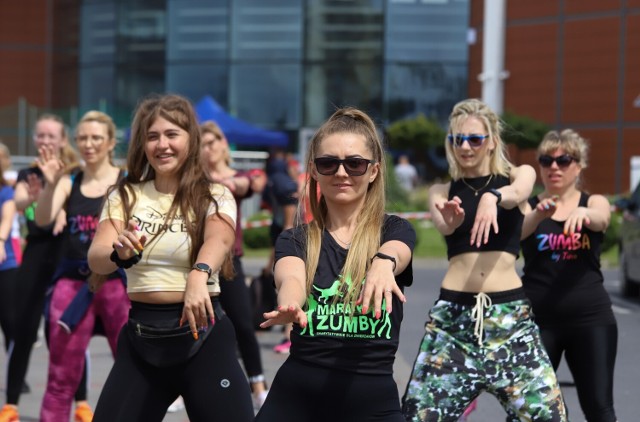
[
  {"xmin": 442, "ymin": 251, "xmax": 522, "ymax": 293},
  {"xmin": 128, "ymin": 291, "xmax": 219, "ymax": 304}
]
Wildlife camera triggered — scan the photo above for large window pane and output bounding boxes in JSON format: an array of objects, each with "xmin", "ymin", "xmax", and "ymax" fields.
[
  {"xmin": 79, "ymin": 66, "xmax": 115, "ymax": 112},
  {"xmin": 229, "ymin": 64, "xmax": 301, "ymax": 129},
  {"xmin": 116, "ymin": 0, "xmax": 165, "ymax": 64},
  {"xmin": 306, "ymin": 0, "xmax": 384, "ymax": 62},
  {"xmin": 80, "ymin": 2, "xmax": 116, "ymax": 64},
  {"xmin": 167, "ymin": 0, "xmax": 229, "ymax": 61},
  {"xmin": 305, "ymin": 64, "xmax": 382, "ymax": 126},
  {"xmin": 386, "ymin": 0, "xmax": 469, "ymax": 62},
  {"xmin": 167, "ymin": 64, "xmax": 228, "ymax": 105},
  {"xmin": 231, "ymin": 0, "xmax": 303, "ymax": 60},
  {"xmin": 384, "ymin": 63, "xmax": 467, "ymax": 124},
  {"xmin": 115, "ymin": 66, "xmax": 164, "ymax": 113}
]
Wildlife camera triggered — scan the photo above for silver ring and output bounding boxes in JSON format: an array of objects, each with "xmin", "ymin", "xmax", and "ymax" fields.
[{"xmin": 384, "ymin": 289, "xmax": 392, "ymax": 293}]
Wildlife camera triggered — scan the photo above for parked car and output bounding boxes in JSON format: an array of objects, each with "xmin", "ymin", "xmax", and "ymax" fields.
[{"xmin": 616, "ymin": 181, "xmax": 640, "ymax": 297}]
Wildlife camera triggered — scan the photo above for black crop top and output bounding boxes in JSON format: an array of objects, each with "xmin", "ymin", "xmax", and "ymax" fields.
[{"xmin": 445, "ymin": 174, "xmax": 523, "ymax": 259}]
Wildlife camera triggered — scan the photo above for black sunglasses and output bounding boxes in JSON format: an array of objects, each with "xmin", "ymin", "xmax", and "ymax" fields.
[
  {"xmin": 538, "ymin": 154, "xmax": 577, "ymax": 168},
  {"xmin": 447, "ymin": 134, "xmax": 488, "ymax": 148},
  {"xmin": 314, "ymin": 157, "xmax": 375, "ymax": 176}
]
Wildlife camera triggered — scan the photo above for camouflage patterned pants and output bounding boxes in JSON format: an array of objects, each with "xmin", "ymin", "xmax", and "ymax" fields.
[{"xmin": 402, "ymin": 288, "xmax": 567, "ymax": 422}]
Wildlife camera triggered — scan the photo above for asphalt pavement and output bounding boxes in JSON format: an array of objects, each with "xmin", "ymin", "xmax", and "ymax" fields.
[{"xmin": 1, "ymin": 258, "xmax": 637, "ymax": 421}]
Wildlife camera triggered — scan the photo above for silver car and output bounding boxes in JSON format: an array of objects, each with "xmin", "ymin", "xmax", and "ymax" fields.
[{"xmin": 617, "ymin": 181, "xmax": 640, "ymax": 297}]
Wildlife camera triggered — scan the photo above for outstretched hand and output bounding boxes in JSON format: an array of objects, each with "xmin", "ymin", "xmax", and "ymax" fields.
[
  {"xmin": 36, "ymin": 145, "xmax": 65, "ymax": 186},
  {"xmin": 436, "ymin": 196, "xmax": 465, "ymax": 229},
  {"xmin": 357, "ymin": 259, "xmax": 405, "ymax": 319},
  {"xmin": 260, "ymin": 304, "xmax": 307, "ymax": 329},
  {"xmin": 565, "ymin": 206, "xmax": 591, "ymax": 235},
  {"xmin": 534, "ymin": 195, "xmax": 558, "ymax": 220}
]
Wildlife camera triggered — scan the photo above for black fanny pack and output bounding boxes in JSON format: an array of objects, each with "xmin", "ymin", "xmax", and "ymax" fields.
[{"xmin": 126, "ymin": 299, "xmax": 224, "ymax": 367}]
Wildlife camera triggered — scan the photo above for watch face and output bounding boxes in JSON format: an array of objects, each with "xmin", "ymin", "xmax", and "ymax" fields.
[{"xmin": 194, "ymin": 263, "xmax": 212, "ymax": 274}]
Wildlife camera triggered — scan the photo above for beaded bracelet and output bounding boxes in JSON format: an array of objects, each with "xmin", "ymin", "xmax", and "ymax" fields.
[{"xmin": 109, "ymin": 248, "xmax": 142, "ymax": 269}]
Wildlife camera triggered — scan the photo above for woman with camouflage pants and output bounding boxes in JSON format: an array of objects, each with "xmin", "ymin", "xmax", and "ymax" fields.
[{"xmin": 401, "ymin": 99, "xmax": 567, "ymax": 422}]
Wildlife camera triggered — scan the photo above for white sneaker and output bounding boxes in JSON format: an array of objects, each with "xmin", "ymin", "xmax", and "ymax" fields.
[
  {"xmin": 167, "ymin": 396, "xmax": 185, "ymax": 413},
  {"xmin": 253, "ymin": 390, "xmax": 269, "ymax": 412}
]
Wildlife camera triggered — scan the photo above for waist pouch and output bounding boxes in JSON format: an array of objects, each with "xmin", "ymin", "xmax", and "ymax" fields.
[{"xmin": 126, "ymin": 299, "xmax": 224, "ymax": 367}]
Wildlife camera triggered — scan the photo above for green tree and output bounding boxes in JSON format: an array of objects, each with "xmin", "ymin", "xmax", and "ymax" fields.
[
  {"xmin": 386, "ymin": 114, "xmax": 446, "ymax": 150},
  {"xmin": 385, "ymin": 114, "xmax": 448, "ymax": 182},
  {"xmin": 501, "ymin": 111, "xmax": 551, "ymax": 150}
]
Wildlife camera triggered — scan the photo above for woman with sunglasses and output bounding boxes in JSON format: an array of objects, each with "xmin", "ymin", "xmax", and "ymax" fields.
[
  {"xmin": 402, "ymin": 98, "xmax": 567, "ymax": 421},
  {"xmin": 520, "ymin": 130, "xmax": 617, "ymax": 422},
  {"xmin": 254, "ymin": 107, "xmax": 415, "ymax": 422}
]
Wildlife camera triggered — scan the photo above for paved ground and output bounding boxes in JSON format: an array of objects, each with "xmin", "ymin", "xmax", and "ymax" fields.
[
  {"xmin": 2, "ymin": 257, "xmax": 635, "ymax": 421},
  {"xmin": 0, "ymin": 257, "xmax": 419, "ymax": 421}
]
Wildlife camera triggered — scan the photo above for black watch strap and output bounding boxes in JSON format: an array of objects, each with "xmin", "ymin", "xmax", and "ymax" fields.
[
  {"xmin": 488, "ymin": 188, "xmax": 502, "ymax": 204},
  {"xmin": 371, "ymin": 252, "xmax": 397, "ymax": 272}
]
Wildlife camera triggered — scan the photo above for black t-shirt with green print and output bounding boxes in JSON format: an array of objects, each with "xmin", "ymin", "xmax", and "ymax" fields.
[{"xmin": 274, "ymin": 214, "xmax": 416, "ymax": 375}]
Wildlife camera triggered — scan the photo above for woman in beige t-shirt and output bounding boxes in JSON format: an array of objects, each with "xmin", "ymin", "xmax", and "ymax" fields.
[{"xmin": 88, "ymin": 94, "xmax": 253, "ymax": 422}]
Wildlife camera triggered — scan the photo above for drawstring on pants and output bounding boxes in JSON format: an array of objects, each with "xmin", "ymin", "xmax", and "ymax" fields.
[{"xmin": 471, "ymin": 292, "xmax": 492, "ymax": 346}]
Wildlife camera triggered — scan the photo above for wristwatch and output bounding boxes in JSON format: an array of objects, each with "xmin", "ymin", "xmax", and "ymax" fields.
[
  {"xmin": 488, "ymin": 188, "xmax": 502, "ymax": 204},
  {"xmin": 371, "ymin": 252, "xmax": 397, "ymax": 272},
  {"xmin": 191, "ymin": 263, "xmax": 212, "ymax": 277}
]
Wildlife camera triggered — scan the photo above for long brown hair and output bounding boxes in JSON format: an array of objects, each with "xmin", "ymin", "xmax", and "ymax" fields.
[
  {"xmin": 301, "ymin": 107, "xmax": 386, "ymax": 310},
  {"xmin": 107, "ymin": 94, "xmax": 234, "ymax": 278}
]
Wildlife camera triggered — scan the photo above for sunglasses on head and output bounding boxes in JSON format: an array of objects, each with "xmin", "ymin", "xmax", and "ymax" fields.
[
  {"xmin": 447, "ymin": 134, "xmax": 488, "ymax": 148},
  {"xmin": 314, "ymin": 157, "xmax": 375, "ymax": 176},
  {"xmin": 538, "ymin": 154, "xmax": 577, "ymax": 168}
]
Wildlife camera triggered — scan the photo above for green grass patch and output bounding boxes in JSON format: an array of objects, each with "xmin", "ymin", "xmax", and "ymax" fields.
[{"xmin": 411, "ymin": 220, "xmax": 447, "ymax": 258}]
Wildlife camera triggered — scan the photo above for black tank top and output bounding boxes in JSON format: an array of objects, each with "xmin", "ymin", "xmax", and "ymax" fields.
[
  {"xmin": 520, "ymin": 193, "xmax": 614, "ymax": 327},
  {"xmin": 64, "ymin": 170, "xmax": 121, "ymax": 260},
  {"xmin": 445, "ymin": 174, "xmax": 523, "ymax": 259}
]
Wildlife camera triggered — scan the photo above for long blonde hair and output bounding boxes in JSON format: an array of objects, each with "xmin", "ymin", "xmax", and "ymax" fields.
[
  {"xmin": 302, "ymin": 107, "xmax": 386, "ymax": 310},
  {"xmin": 445, "ymin": 99, "xmax": 511, "ymax": 180},
  {"xmin": 76, "ymin": 110, "xmax": 117, "ymax": 164}
]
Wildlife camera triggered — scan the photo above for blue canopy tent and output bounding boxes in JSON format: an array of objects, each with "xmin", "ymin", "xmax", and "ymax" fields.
[{"xmin": 195, "ymin": 96, "xmax": 288, "ymax": 147}]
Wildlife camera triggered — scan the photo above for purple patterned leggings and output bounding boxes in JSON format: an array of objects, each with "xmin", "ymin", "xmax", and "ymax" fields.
[{"xmin": 40, "ymin": 278, "xmax": 130, "ymax": 422}]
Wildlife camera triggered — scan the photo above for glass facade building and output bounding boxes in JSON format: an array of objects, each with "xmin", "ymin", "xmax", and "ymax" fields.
[{"xmin": 80, "ymin": 0, "xmax": 469, "ymax": 136}]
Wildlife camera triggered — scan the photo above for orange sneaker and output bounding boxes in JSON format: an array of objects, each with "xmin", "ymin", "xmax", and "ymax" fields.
[
  {"xmin": 0, "ymin": 405, "xmax": 19, "ymax": 422},
  {"xmin": 74, "ymin": 402, "xmax": 93, "ymax": 422}
]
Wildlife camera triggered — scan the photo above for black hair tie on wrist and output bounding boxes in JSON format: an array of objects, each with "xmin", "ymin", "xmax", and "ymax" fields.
[{"xmin": 110, "ymin": 248, "xmax": 142, "ymax": 269}]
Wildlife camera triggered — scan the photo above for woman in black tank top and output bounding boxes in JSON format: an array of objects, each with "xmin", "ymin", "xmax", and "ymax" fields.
[
  {"xmin": 402, "ymin": 99, "xmax": 567, "ymax": 422},
  {"xmin": 34, "ymin": 111, "xmax": 128, "ymax": 422},
  {"xmin": 521, "ymin": 129, "xmax": 617, "ymax": 422}
]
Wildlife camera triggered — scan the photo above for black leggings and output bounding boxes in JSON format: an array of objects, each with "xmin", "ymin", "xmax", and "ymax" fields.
[
  {"xmin": 256, "ymin": 357, "xmax": 405, "ymax": 422},
  {"xmin": 540, "ymin": 324, "xmax": 618, "ymax": 422},
  {"xmin": 5, "ymin": 238, "xmax": 87, "ymax": 405},
  {"xmin": 219, "ymin": 256, "xmax": 264, "ymax": 379},
  {"xmin": 93, "ymin": 302, "xmax": 253, "ymax": 422},
  {"xmin": 0, "ymin": 268, "xmax": 19, "ymax": 352}
]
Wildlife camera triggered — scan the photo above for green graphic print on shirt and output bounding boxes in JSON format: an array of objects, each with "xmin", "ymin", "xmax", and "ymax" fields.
[{"xmin": 301, "ymin": 275, "xmax": 392, "ymax": 340}]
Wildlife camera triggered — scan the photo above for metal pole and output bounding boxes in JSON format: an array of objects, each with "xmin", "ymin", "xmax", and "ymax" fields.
[{"xmin": 479, "ymin": 0, "xmax": 508, "ymax": 114}]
